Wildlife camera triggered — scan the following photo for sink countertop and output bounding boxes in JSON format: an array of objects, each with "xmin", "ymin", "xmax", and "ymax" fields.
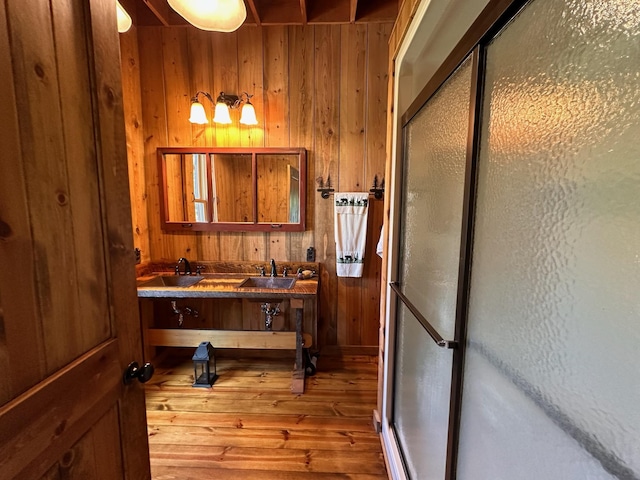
[{"xmin": 137, "ymin": 272, "xmax": 318, "ymax": 299}]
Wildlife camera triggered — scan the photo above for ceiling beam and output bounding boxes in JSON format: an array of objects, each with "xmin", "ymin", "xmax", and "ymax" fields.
[
  {"xmin": 350, "ymin": 0, "xmax": 358, "ymax": 23},
  {"xmin": 244, "ymin": 0, "xmax": 262, "ymax": 26},
  {"xmin": 299, "ymin": 0, "xmax": 308, "ymax": 25},
  {"xmin": 133, "ymin": 0, "xmax": 398, "ymax": 27},
  {"xmin": 142, "ymin": 0, "xmax": 171, "ymax": 25}
]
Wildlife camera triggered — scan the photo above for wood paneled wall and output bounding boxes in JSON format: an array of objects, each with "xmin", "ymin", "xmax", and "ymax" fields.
[{"xmin": 120, "ymin": 23, "xmax": 391, "ymax": 348}]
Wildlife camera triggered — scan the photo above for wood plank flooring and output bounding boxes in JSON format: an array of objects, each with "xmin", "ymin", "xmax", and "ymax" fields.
[{"xmin": 145, "ymin": 349, "xmax": 388, "ymax": 479}]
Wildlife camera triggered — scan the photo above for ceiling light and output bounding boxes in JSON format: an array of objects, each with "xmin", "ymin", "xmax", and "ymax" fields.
[
  {"xmin": 167, "ymin": 0, "xmax": 247, "ymax": 32},
  {"xmin": 116, "ymin": 0, "xmax": 132, "ymax": 33}
]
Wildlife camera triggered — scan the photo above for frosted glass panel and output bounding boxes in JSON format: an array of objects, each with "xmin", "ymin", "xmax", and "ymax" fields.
[
  {"xmin": 398, "ymin": 56, "xmax": 472, "ymax": 339},
  {"xmin": 458, "ymin": 0, "xmax": 640, "ymax": 478},
  {"xmin": 395, "ymin": 304, "xmax": 454, "ymax": 479},
  {"xmin": 393, "ymin": 56, "xmax": 472, "ymax": 479},
  {"xmin": 458, "ymin": 350, "xmax": 617, "ymax": 480}
]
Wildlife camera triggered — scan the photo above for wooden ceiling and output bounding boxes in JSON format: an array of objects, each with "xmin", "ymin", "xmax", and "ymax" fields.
[{"xmin": 131, "ymin": 0, "xmax": 399, "ymax": 27}]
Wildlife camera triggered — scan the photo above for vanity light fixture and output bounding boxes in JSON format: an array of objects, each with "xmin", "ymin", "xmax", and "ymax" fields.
[
  {"xmin": 116, "ymin": 0, "xmax": 132, "ymax": 33},
  {"xmin": 167, "ymin": 0, "xmax": 246, "ymax": 32},
  {"xmin": 189, "ymin": 91, "xmax": 258, "ymax": 126}
]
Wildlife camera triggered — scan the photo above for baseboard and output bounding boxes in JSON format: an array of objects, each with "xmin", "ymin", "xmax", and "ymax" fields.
[
  {"xmin": 319, "ymin": 345, "xmax": 378, "ymax": 357},
  {"xmin": 373, "ymin": 409, "xmax": 382, "ymax": 433}
]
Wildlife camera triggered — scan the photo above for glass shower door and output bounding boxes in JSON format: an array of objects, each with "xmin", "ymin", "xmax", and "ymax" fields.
[
  {"xmin": 392, "ymin": 56, "xmax": 473, "ymax": 479},
  {"xmin": 456, "ymin": 0, "xmax": 640, "ymax": 478}
]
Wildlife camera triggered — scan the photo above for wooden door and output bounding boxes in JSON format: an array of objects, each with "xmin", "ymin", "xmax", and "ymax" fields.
[{"xmin": 0, "ymin": 0, "xmax": 150, "ymax": 478}]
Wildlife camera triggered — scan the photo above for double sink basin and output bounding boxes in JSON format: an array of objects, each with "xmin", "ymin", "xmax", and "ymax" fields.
[{"xmin": 138, "ymin": 274, "xmax": 297, "ymax": 290}]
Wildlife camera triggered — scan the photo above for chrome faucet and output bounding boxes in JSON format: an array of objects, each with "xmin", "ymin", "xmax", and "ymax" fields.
[
  {"xmin": 270, "ymin": 258, "xmax": 277, "ymax": 277},
  {"xmin": 175, "ymin": 257, "xmax": 192, "ymax": 275}
]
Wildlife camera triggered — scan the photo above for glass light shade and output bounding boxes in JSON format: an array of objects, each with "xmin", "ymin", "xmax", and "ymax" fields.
[
  {"xmin": 213, "ymin": 103, "xmax": 232, "ymax": 124},
  {"xmin": 167, "ymin": 0, "xmax": 247, "ymax": 32},
  {"xmin": 116, "ymin": 1, "xmax": 132, "ymax": 33},
  {"xmin": 189, "ymin": 101, "xmax": 208, "ymax": 124},
  {"xmin": 239, "ymin": 102, "xmax": 258, "ymax": 125}
]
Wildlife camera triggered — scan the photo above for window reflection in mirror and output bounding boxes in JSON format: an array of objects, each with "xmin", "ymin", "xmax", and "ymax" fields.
[
  {"xmin": 158, "ymin": 147, "xmax": 306, "ymax": 232},
  {"xmin": 164, "ymin": 153, "xmax": 209, "ymax": 223}
]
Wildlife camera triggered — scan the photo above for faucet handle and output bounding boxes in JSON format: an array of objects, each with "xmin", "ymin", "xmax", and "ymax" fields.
[
  {"xmin": 256, "ymin": 265, "xmax": 266, "ymax": 276},
  {"xmin": 282, "ymin": 267, "xmax": 290, "ymax": 277},
  {"xmin": 195, "ymin": 265, "xmax": 205, "ymax": 275},
  {"xmin": 174, "ymin": 265, "xmax": 180, "ymax": 275}
]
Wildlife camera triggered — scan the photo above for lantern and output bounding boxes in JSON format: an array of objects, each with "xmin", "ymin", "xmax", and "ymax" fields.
[{"xmin": 192, "ymin": 341, "xmax": 217, "ymax": 387}]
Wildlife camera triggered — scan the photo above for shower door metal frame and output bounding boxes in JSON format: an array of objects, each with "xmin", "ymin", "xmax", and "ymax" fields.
[{"xmin": 383, "ymin": 0, "xmax": 531, "ymax": 478}]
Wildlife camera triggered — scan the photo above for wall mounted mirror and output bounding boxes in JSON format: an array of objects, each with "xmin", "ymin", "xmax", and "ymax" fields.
[{"xmin": 158, "ymin": 147, "xmax": 306, "ymax": 232}]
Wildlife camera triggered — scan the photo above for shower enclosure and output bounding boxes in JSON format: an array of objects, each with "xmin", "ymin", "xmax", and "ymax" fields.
[{"xmin": 383, "ymin": 0, "xmax": 640, "ymax": 478}]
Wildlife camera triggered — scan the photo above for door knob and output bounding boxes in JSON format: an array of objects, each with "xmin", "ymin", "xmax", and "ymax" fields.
[{"xmin": 123, "ymin": 361, "xmax": 155, "ymax": 385}]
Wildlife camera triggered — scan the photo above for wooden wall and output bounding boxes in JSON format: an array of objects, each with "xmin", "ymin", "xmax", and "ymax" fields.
[{"xmin": 120, "ymin": 23, "xmax": 391, "ymax": 349}]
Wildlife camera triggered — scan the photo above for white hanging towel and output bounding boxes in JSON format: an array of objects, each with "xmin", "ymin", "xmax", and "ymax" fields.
[
  {"xmin": 376, "ymin": 225, "xmax": 384, "ymax": 258},
  {"xmin": 334, "ymin": 192, "xmax": 369, "ymax": 277}
]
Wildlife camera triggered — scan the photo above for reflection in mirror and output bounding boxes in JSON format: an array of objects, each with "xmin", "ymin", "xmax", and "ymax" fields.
[
  {"xmin": 164, "ymin": 153, "xmax": 209, "ymax": 223},
  {"xmin": 211, "ymin": 154, "xmax": 252, "ymax": 223},
  {"xmin": 289, "ymin": 165, "xmax": 300, "ymax": 224},
  {"xmin": 256, "ymin": 154, "xmax": 300, "ymax": 224}
]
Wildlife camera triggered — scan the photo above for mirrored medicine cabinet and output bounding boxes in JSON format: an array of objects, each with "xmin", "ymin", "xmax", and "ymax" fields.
[{"xmin": 158, "ymin": 147, "xmax": 307, "ymax": 232}]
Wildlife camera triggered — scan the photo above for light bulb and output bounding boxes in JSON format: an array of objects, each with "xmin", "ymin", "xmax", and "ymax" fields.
[
  {"xmin": 240, "ymin": 102, "xmax": 258, "ymax": 125},
  {"xmin": 213, "ymin": 103, "xmax": 232, "ymax": 124},
  {"xmin": 189, "ymin": 101, "xmax": 208, "ymax": 124}
]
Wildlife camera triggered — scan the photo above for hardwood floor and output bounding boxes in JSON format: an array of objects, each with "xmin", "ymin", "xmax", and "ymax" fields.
[{"xmin": 145, "ymin": 349, "xmax": 388, "ymax": 479}]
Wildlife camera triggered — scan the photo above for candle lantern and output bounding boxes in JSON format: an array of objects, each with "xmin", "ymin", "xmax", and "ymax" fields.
[{"xmin": 192, "ymin": 341, "xmax": 217, "ymax": 387}]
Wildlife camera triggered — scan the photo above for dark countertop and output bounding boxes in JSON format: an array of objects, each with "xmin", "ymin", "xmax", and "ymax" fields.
[{"xmin": 137, "ymin": 272, "xmax": 318, "ymax": 299}]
